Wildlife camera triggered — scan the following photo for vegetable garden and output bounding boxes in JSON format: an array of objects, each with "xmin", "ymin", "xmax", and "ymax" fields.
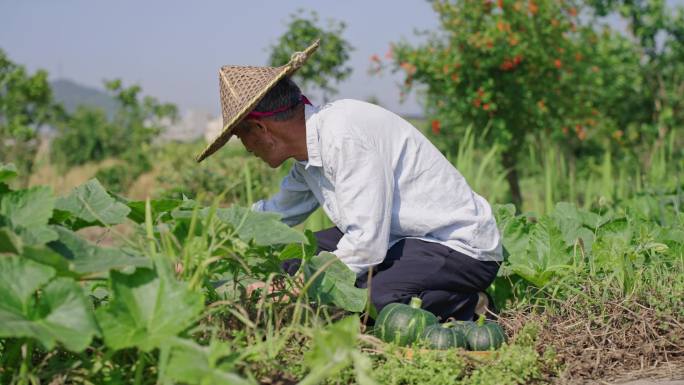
[
  {"xmin": 2, "ymin": 0, "xmax": 684, "ymax": 383},
  {"xmin": 1, "ymin": 160, "xmax": 682, "ymax": 384}
]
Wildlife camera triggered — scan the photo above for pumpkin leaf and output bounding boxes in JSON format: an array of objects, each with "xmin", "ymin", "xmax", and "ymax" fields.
[
  {"xmin": 55, "ymin": 179, "xmax": 130, "ymax": 227},
  {"xmin": 95, "ymin": 267, "xmax": 204, "ymax": 352},
  {"xmin": 0, "ymin": 256, "xmax": 98, "ymax": 352},
  {"xmin": 0, "ymin": 186, "xmax": 58, "ymax": 245},
  {"xmin": 127, "ymin": 199, "xmax": 182, "ymax": 224},
  {"xmin": 303, "ymin": 251, "xmax": 367, "ymax": 312},
  {"xmin": 43, "ymin": 226, "xmax": 151, "ymax": 276},
  {"xmin": 0, "ymin": 226, "xmax": 23, "ymax": 254},
  {"xmin": 0, "ymin": 163, "xmax": 18, "ymax": 184},
  {"xmin": 164, "ymin": 338, "xmax": 254, "ymax": 385},
  {"xmin": 549, "ymin": 202, "xmax": 596, "ymax": 251},
  {"xmin": 211, "ymin": 206, "xmax": 307, "ymax": 246}
]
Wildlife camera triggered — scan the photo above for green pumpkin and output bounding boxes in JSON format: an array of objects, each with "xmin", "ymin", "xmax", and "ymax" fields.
[
  {"xmin": 420, "ymin": 323, "xmax": 468, "ymax": 350},
  {"xmin": 374, "ymin": 297, "xmax": 438, "ymax": 346},
  {"xmin": 465, "ymin": 314, "xmax": 506, "ymax": 351},
  {"xmin": 450, "ymin": 320, "xmax": 475, "ymax": 335}
]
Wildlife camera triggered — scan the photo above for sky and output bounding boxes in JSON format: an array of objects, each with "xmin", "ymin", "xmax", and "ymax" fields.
[
  {"xmin": 0, "ymin": 0, "xmax": 441, "ymax": 117},
  {"xmin": 2, "ymin": 0, "xmax": 683, "ymax": 118}
]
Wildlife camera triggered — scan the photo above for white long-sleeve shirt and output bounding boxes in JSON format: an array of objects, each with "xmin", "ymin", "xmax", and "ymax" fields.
[{"xmin": 253, "ymin": 99, "xmax": 502, "ymax": 275}]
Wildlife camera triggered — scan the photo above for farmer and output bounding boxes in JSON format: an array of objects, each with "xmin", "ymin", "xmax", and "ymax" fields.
[{"xmin": 196, "ymin": 40, "xmax": 502, "ymax": 321}]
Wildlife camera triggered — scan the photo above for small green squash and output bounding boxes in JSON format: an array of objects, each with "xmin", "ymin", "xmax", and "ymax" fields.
[
  {"xmin": 420, "ymin": 323, "xmax": 468, "ymax": 350},
  {"xmin": 465, "ymin": 314, "xmax": 506, "ymax": 351},
  {"xmin": 450, "ymin": 320, "xmax": 475, "ymax": 335},
  {"xmin": 374, "ymin": 297, "xmax": 438, "ymax": 346}
]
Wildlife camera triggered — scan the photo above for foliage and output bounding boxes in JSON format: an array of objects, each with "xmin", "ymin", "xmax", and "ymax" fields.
[
  {"xmin": 0, "ymin": 49, "xmax": 63, "ymax": 181},
  {"xmin": 269, "ymin": 10, "xmax": 353, "ymax": 98},
  {"xmin": 582, "ymin": 0, "xmax": 684, "ymax": 159},
  {"xmin": 51, "ymin": 79, "xmax": 177, "ymax": 192},
  {"xmin": 153, "ymin": 141, "xmax": 278, "ymax": 206},
  {"xmin": 492, "ymin": 189, "xmax": 683, "ymax": 308},
  {"xmin": 382, "ymin": 0, "xmax": 613, "ymax": 206}
]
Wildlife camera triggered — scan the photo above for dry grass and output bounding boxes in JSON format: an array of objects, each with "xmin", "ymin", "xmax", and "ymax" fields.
[{"xmin": 500, "ymin": 289, "xmax": 684, "ymax": 383}]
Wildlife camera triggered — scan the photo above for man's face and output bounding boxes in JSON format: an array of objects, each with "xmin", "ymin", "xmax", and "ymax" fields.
[{"xmin": 233, "ymin": 120, "xmax": 285, "ymax": 168}]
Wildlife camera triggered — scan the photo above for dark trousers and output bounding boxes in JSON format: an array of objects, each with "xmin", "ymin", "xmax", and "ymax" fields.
[{"xmin": 284, "ymin": 227, "xmax": 500, "ymax": 321}]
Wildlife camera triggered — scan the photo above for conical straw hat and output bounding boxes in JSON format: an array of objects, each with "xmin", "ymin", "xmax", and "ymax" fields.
[{"xmin": 196, "ymin": 39, "xmax": 320, "ymax": 162}]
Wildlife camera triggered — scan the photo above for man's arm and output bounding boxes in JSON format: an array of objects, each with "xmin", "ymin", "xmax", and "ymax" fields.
[
  {"xmin": 252, "ymin": 164, "xmax": 319, "ymax": 226},
  {"xmin": 330, "ymin": 135, "xmax": 393, "ymax": 275}
]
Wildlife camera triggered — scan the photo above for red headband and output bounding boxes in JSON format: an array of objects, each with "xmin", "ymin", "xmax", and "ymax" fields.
[{"xmin": 246, "ymin": 95, "xmax": 312, "ymax": 119}]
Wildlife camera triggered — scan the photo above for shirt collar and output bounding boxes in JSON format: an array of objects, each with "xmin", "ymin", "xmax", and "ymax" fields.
[{"xmin": 303, "ymin": 103, "xmax": 322, "ymax": 169}]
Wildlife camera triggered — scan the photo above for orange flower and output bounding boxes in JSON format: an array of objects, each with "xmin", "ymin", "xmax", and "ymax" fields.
[
  {"xmin": 528, "ymin": 0, "xmax": 538, "ymax": 14},
  {"xmin": 612, "ymin": 130, "xmax": 624, "ymax": 140},
  {"xmin": 443, "ymin": 64, "xmax": 450, "ymax": 74},
  {"xmin": 451, "ymin": 73, "xmax": 460, "ymax": 82},
  {"xmin": 473, "ymin": 98, "xmax": 482, "ymax": 108},
  {"xmin": 431, "ymin": 119, "xmax": 441, "ymax": 135},
  {"xmin": 498, "ymin": 0, "xmax": 504, "ymax": 7},
  {"xmin": 575, "ymin": 52, "xmax": 583, "ymax": 61},
  {"xmin": 497, "ymin": 20, "xmax": 510, "ymax": 32},
  {"xmin": 554, "ymin": 59, "xmax": 562, "ymax": 69},
  {"xmin": 568, "ymin": 7, "xmax": 577, "ymax": 16},
  {"xmin": 537, "ymin": 100, "xmax": 546, "ymax": 110},
  {"xmin": 483, "ymin": 103, "xmax": 491, "ymax": 111},
  {"xmin": 508, "ymin": 36, "xmax": 519, "ymax": 46}
]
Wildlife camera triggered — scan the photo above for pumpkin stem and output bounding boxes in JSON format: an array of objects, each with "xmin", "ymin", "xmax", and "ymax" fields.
[
  {"xmin": 442, "ymin": 322, "xmax": 455, "ymax": 329},
  {"xmin": 476, "ymin": 314, "xmax": 486, "ymax": 326},
  {"xmin": 409, "ymin": 297, "xmax": 423, "ymax": 309}
]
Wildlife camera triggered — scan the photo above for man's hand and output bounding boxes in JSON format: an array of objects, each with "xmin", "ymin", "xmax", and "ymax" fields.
[{"xmin": 245, "ymin": 274, "xmax": 304, "ymax": 299}]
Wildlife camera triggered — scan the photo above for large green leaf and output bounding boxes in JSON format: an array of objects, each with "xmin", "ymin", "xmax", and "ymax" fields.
[
  {"xmin": 513, "ymin": 216, "xmax": 573, "ymax": 287},
  {"xmin": 0, "ymin": 226, "xmax": 23, "ymax": 254},
  {"xmin": 127, "ymin": 199, "xmax": 182, "ymax": 224},
  {"xmin": 550, "ymin": 202, "xmax": 596, "ymax": 252},
  {"xmin": 303, "ymin": 252, "xmax": 368, "ymax": 312},
  {"xmin": 95, "ymin": 268, "xmax": 204, "ymax": 351},
  {"xmin": 0, "ymin": 186, "xmax": 58, "ymax": 245},
  {"xmin": 212, "ymin": 206, "xmax": 307, "ymax": 246},
  {"xmin": 164, "ymin": 338, "xmax": 254, "ymax": 385},
  {"xmin": 55, "ymin": 179, "xmax": 130, "ymax": 227},
  {"xmin": 0, "ymin": 163, "xmax": 18, "ymax": 184},
  {"xmin": 44, "ymin": 226, "xmax": 150, "ymax": 275},
  {"xmin": 0, "ymin": 256, "xmax": 98, "ymax": 352}
]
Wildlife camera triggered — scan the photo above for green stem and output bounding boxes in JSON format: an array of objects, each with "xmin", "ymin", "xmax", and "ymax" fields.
[
  {"xmin": 476, "ymin": 313, "xmax": 486, "ymax": 326},
  {"xmin": 134, "ymin": 351, "xmax": 145, "ymax": 385},
  {"xmin": 409, "ymin": 297, "xmax": 423, "ymax": 309},
  {"xmin": 18, "ymin": 340, "xmax": 32, "ymax": 385}
]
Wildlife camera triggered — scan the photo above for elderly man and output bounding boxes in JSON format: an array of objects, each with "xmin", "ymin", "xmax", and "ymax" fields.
[{"xmin": 197, "ymin": 40, "xmax": 502, "ymax": 321}]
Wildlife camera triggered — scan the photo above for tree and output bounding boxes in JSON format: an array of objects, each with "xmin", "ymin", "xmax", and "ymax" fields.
[
  {"xmin": 51, "ymin": 80, "xmax": 177, "ymax": 192},
  {"xmin": 0, "ymin": 49, "xmax": 63, "ymax": 181},
  {"xmin": 269, "ymin": 10, "xmax": 353, "ymax": 100},
  {"xmin": 586, "ymin": 0, "xmax": 684, "ymax": 156},
  {"xmin": 384, "ymin": 0, "xmax": 613, "ymax": 207}
]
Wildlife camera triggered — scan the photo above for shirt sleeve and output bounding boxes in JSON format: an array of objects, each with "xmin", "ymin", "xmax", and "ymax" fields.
[
  {"xmin": 330, "ymin": 135, "xmax": 393, "ymax": 276},
  {"xmin": 252, "ymin": 164, "xmax": 319, "ymax": 226}
]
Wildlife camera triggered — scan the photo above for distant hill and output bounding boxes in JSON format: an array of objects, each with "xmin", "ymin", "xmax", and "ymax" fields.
[{"xmin": 50, "ymin": 79, "xmax": 118, "ymax": 117}]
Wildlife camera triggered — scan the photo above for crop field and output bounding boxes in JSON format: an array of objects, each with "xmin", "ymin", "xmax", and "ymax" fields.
[
  {"xmin": 3, "ymin": 0, "xmax": 684, "ymax": 383},
  {"xmin": 1, "ymin": 157, "xmax": 682, "ymax": 384}
]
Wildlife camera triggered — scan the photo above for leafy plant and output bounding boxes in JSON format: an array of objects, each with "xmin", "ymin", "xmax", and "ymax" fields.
[{"xmin": 269, "ymin": 10, "xmax": 353, "ymax": 99}]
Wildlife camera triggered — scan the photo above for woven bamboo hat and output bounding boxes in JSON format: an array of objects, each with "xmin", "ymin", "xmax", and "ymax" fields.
[{"xmin": 196, "ymin": 39, "xmax": 320, "ymax": 162}]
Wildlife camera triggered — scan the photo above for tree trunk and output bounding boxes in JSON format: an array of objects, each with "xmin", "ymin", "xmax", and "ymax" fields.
[{"xmin": 502, "ymin": 149, "xmax": 522, "ymax": 209}]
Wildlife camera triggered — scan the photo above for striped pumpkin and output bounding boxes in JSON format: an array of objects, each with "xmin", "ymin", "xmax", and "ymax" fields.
[
  {"xmin": 465, "ymin": 314, "xmax": 506, "ymax": 351},
  {"xmin": 374, "ymin": 297, "xmax": 438, "ymax": 346},
  {"xmin": 420, "ymin": 323, "xmax": 468, "ymax": 350}
]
